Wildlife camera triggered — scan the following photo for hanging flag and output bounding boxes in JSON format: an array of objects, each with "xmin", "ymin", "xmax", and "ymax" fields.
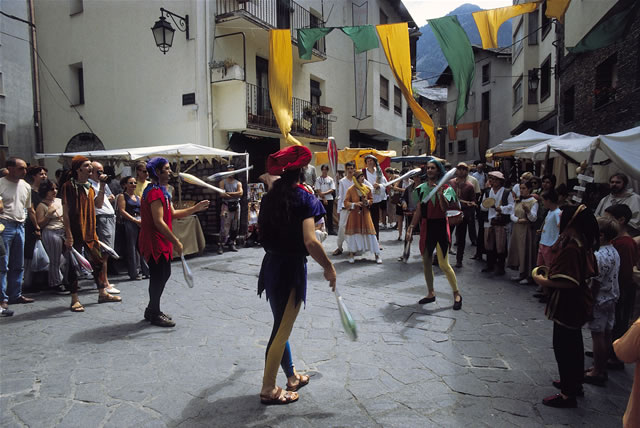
[
  {"xmin": 567, "ymin": 4, "xmax": 639, "ymax": 54},
  {"xmin": 268, "ymin": 29, "xmax": 302, "ymax": 146},
  {"xmin": 297, "ymin": 27, "xmax": 334, "ymax": 60},
  {"xmin": 428, "ymin": 16, "xmax": 475, "ymax": 125},
  {"xmin": 376, "ymin": 23, "xmax": 436, "ymax": 152},
  {"xmin": 327, "ymin": 137, "xmax": 338, "ymax": 178},
  {"xmin": 545, "ymin": 0, "xmax": 571, "ymax": 22},
  {"xmin": 341, "ymin": 25, "xmax": 380, "ymax": 53},
  {"xmin": 473, "ymin": 3, "xmax": 539, "ymax": 49}
]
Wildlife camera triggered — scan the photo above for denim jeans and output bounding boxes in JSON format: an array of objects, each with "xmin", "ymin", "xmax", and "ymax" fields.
[{"xmin": 0, "ymin": 221, "xmax": 25, "ymax": 303}]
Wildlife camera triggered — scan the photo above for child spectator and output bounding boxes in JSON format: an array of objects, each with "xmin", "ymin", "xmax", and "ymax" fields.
[
  {"xmin": 584, "ymin": 216, "xmax": 620, "ymax": 386},
  {"xmin": 604, "ymin": 204, "xmax": 639, "ymax": 370},
  {"xmin": 537, "ymin": 190, "xmax": 562, "ymax": 267}
]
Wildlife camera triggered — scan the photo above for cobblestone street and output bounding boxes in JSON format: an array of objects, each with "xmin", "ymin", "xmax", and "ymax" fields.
[{"xmin": 1, "ymin": 229, "xmax": 633, "ymax": 427}]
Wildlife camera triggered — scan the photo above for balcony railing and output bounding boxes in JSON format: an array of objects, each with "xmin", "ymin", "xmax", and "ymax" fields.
[
  {"xmin": 246, "ymin": 82, "xmax": 328, "ymax": 139},
  {"xmin": 216, "ymin": 0, "xmax": 326, "ymax": 56}
]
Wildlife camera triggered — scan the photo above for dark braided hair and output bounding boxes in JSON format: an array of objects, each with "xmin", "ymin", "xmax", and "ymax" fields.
[
  {"xmin": 258, "ymin": 169, "xmax": 303, "ymax": 242},
  {"xmin": 560, "ymin": 205, "xmax": 600, "ymax": 251}
]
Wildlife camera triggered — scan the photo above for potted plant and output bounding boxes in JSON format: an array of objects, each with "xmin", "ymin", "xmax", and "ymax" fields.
[{"xmin": 319, "ymin": 105, "xmax": 332, "ymax": 114}]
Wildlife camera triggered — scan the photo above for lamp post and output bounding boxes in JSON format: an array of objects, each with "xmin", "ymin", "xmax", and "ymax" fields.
[{"xmin": 151, "ymin": 7, "xmax": 189, "ymax": 54}]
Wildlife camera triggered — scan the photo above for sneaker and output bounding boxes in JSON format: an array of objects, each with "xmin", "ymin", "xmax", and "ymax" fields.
[
  {"xmin": 217, "ymin": 247, "xmax": 223, "ymax": 255},
  {"xmin": 229, "ymin": 244, "xmax": 238, "ymax": 252},
  {"xmin": 106, "ymin": 286, "xmax": 120, "ymax": 294},
  {"xmin": 348, "ymin": 255, "xmax": 355, "ymax": 264},
  {"xmin": 0, "ymin": 307, "xmax": 14, "ymax": 317},
  {"xmin": 332, "ymin": 248, "xmax": 343, "ymax": 256},
  {"xmin": 375, "ymin": 255, "xmax": 382, "ymax": 264},
  {"xmin": 518, "ymin": 278, "xmax": 531, "ymax": 285},
  {"xmin": 144, "ymin": 307, "xmax": 172, "ymax": 321},
  {"xmin": 150, "ymin": 313, "xmax": 175, "ymax": 328}
]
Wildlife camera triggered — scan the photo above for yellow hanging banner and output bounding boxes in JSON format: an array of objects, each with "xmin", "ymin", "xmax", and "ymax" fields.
[
  {"xmin": 268, "ymin": 29, "xmax": 302, "ymax": 146},
  {"xmin": 546, "ymin": 0, "xmax": 571, "ymax": 22},
  {"xmin": 473, "ymin": 2, "xmax": 539, "ymax": 49},
  {"xmin": 376, "ymin": 23, "xmax": 436, "ymax": 153}
]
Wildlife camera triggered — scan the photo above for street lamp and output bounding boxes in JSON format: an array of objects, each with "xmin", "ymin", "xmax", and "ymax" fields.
[
  {"xmin": 151, "ymin": 8, "xmax": 189, "ymax": 54},
  {"xmin": 528, "ymin": 68, "xmax": 540, "ymax": 91}
]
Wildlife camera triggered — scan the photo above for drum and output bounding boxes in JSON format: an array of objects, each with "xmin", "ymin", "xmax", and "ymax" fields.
[{"xmin": 446, "ymin": 210, "xmax": 464, "ymax": 226}]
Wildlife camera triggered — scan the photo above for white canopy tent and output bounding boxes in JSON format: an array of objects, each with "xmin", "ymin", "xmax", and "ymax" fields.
[
  {"xmin": 36, "ymin": 143, "xmax": 248, "ymax": 204},
  {"xmin": 514, "ymin": 132, "xmax": 606, "ymax": 162},
  {"xmin": 486, "ymin": 129, "xmax": 557, "ymax": 158}
]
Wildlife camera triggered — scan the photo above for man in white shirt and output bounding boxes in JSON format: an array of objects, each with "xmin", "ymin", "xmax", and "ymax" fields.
[
  {"xmin": 595, "ymin": 173, "xmax": 640, "ymax": 236},
  {"xmin": 471, "ymin": 163, "xmax": 488, "ymax": 190},
  {"xmin": 480, "ymin": 171, "xmax": 514, "ymax": 276},
  {"xmin": 363, "ymin": 155, "xmax": 388, "ymax": 240},
  {"xmin": 333, "ymin": 161, "xmax": 356, "ymax": 255},
  {"xmin": 89, "ymin": 161, "xmax": 119, "ymax": 294},
  {"xmin": 315, "ymin": 165, "xmax": 336, "ymax": 235},
  {"xmin": 0, "ymin": 157, "xmax": 37, "ymax": 311}
]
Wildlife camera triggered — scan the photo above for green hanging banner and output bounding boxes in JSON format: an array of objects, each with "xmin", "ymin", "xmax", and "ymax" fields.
[
  {"xmin": 568, "ymin": 4, "xmax": 638, "ymax": 54},
  {"xmin": 428, "ymin": 16, "xmax": 475, "ymax": 125},
  {"xmin": 297, "ymin": 25, "xmax": 380, "ymax": 59}
]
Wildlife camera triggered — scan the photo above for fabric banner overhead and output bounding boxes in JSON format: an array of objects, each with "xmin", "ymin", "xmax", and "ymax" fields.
[
  {"xmin": 268, "ymin": 29, "xmax": 302, "ymax": 146},
  {"xmin": 297, "ymin": 25, "xmax": 379, "ymax": 60},
  {"xmin": 428, "ymin": 16, "xmax": 475, "ymax": 125},
  {"xmin": 473, "ymin": 3, "xmax": 539, "ymax": 49},
  {"xmin": 567, "ymin": 4, "xmax": 639, "ymax": 54},
  {"xmin": 545, "ymin": 0, "xmax": 571, "ymax": 22},
  {"xmin": 376, "ymin": 23, "xmax": 436, "ymax": 152}
]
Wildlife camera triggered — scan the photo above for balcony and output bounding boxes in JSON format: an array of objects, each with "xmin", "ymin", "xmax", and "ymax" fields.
[
  {"xmin": 215, "ymin": 0, "xmax": 326, "ymax": 61},
  {"xmin": 246, "ymin": 82, "xmax": 329, "ymax": 139}
]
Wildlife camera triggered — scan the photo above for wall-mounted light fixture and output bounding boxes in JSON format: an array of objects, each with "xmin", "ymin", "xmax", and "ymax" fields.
[{"xmin": 151, "ymin": 7, "xmax": 189, "ymax": 54}]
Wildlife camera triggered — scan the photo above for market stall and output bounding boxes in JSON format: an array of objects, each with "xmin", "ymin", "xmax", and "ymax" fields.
[
  {"xmin": 486, "ymin": 129, "xmax": 557, "ymax": 159},
  {"xmin": 36, "ymin": 144, "xmax": 248, "ymax": 255}
]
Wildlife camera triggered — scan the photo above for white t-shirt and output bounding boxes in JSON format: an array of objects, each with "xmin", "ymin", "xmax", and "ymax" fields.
[
  {"xmin": 0, "ymin": 177, "xmax": 31, "ymax": 223},
  {"xmin": 89, "ymin": 178, "xmax": 115, "ymax": 216},
  {"xmin": 364, "ymin": 168, "xmax": 388, "ymax": 203},
  {"xmin": 315, "ymin": 176, "xmax": 335, "ymax": 201},
  {"xmin": 337, "ymin": 176, "xmax": 352, "ymax": 213},
  {"xmin": 540, "ymin": 207, "xmax": 561, "ymax": 247}
]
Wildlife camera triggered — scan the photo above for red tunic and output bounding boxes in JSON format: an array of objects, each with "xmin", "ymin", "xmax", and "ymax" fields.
[{"xmin": 139, "ymin": 187, "xmax": 173, "ymax": 262}]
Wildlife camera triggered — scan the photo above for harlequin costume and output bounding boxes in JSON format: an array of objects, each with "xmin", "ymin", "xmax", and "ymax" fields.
[
  {"xmin": 257, "ymin": 145, "xmax": 325, "ymax": 395},
  {"xmin": 413, "ymin": 158, "xmax": 460, "ymax": 307}
]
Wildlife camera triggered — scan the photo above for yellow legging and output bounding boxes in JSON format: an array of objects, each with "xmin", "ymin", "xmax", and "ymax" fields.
[
  {"xmin": 422, "ymin": 243, "xmax": 459, "ymax": 294},
  {"xmin": 262, "ymin": 289, "xmax": 301, "ymax": 388}
]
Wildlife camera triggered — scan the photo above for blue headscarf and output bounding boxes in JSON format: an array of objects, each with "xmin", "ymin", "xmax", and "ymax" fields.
[
  {"xmin": 142, "ymin": 157, "xmax": 171, "ymax": 202},
  {"xmin": 419, "ymin": 156, "xmax": 446, "ymax": 180}
]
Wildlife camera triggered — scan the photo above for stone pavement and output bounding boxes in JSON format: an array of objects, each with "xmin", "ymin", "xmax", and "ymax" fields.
[{"xmin": 0, "ymin": 229, "xmax": 633, "ymax": 427}]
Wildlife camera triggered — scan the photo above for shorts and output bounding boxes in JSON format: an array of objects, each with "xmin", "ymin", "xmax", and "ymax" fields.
[
  {"xmin": 95, "ymin": 215, "xmax": 116, "ymax": 248},
  {"xmin": 588, "ymin": 300, "xmax": 616, "ymax": 332}
]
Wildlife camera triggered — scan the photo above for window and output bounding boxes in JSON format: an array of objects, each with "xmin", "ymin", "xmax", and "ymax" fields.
[
  {"xmin": 528, "ymin": 10, "xmax": 538, "ymax": 45},
  {"xmin": 482, "ymin": 63, "xmax": 490, "ymax": 85},
  {"xmin": 380, "ymin": 75, "xmax": 389, "ymax": 109},
  {"xmin": 448, "ymin": 141, "xmax": 454, "ymax": 154},
  {"xmin": 393, "ymin": 86, "xmax": 402, "ymax": 115},
  {"xmin": 310, "ymin": 79, "xmax": 321, "ymax": 106},
  {"xmin": 310, "ymin": 13, "xmax": 322, "ymax": 51},
  {"xmin": 513, "ymin": 19, "xmax": 524, "ymax": 60},
  {"xmin": 541, "ymin": 0, "xmax": 551, "ymax": 40},
  {"xmin": 636, "ymin": 35, "xmax": 640, "ymax": 88},
  {"xmin": 0, "ymin": 123, "xmax": 6, "ymax": 147},
  {"xmin": 458, "ymin": 139, "xmax": 467, "ymax": 154},
  {"xmin": 563, "ymin": 86, "xmax": 575, "ymax": 124},
  {"xmin": 256, "ymin": 56, "xmax": 269, "ymax": 114},
  {"xmin": 69, "ymin": 63, "xmax": 85, "ymax": 105},
  {"xmin": 513, "ymin": 76, "xmax": 523, "ymax": 112},
  {"xmin": 0, "ymin": 71, "xmax": 4, "ymax": 95},
  {"xmin": 70, "ymin": 0, "xmax": 83, "ymax": 15},
  {"xmin": 540, "ymin": 56, "xmax": 552, "ymax": 102},
  {"xmin": 481, "ymin": 91, "xmax": 490, "ymax": 120},
  {"xmin": 379, "ymin": 9, "xmax": 388, "ymax": 25},
  {"xmin": 277, "ymin": 0, "xmax": 291, "ymax": 29},
  {"xmin": 595, "ymin": 53, "xmax": 618, "ymax": 109}
]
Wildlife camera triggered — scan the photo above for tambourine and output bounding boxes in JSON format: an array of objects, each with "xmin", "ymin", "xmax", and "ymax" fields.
[{"xmin": 481, "ymin": 197, "xmax": 496, "ymax": 209}]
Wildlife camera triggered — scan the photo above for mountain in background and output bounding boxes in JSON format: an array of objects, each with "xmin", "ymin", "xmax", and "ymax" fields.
[{"xmin": 416, "ymin": 3, "xmax": 513, "ymax": 85}]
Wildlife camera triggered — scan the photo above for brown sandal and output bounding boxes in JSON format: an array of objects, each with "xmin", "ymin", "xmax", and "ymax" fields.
[
  {"xmin": 286, "ymin": 374, "xmax": 310, "ymax": 392},
  {"xmin": 70, "ymin": 302, "xmax": 85, "ymax": 312},
  {"xmin": 98, "ymin": 294, "xmax": 122, "ymax": 303},
  {"xmin": 260, "ymin": 386, "xmax": 299, "ymax": 405}
]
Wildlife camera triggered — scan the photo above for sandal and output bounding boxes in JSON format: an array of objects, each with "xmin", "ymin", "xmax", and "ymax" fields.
[
  {"xmin": 286, "ymin": 374, "xmax": 310, "ymax": 392},
  {"xmin": 70, "ymin": 302, "xmax": 85, "ymax": 312},
  {"xmin": 98, "ymin": 294, "xmax": 122, "ymax": 303},
  {"xmin": 260, "ymin": 386, "xmax": 299, "ymax": 405}
]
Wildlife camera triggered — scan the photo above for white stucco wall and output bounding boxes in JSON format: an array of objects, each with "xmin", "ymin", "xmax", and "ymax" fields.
[
  {"xmin": 564, "ymin": 0, "xmax": 616, "ymax": 49},
  {"xmin": 34, "ymin": 0, "xmax": 211, "ymax": 171}
]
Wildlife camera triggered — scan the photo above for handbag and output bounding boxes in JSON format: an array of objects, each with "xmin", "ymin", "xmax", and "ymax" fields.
[{"xmin": 226, "ymin": 200, "xmax": 239, "ymax": 212}]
